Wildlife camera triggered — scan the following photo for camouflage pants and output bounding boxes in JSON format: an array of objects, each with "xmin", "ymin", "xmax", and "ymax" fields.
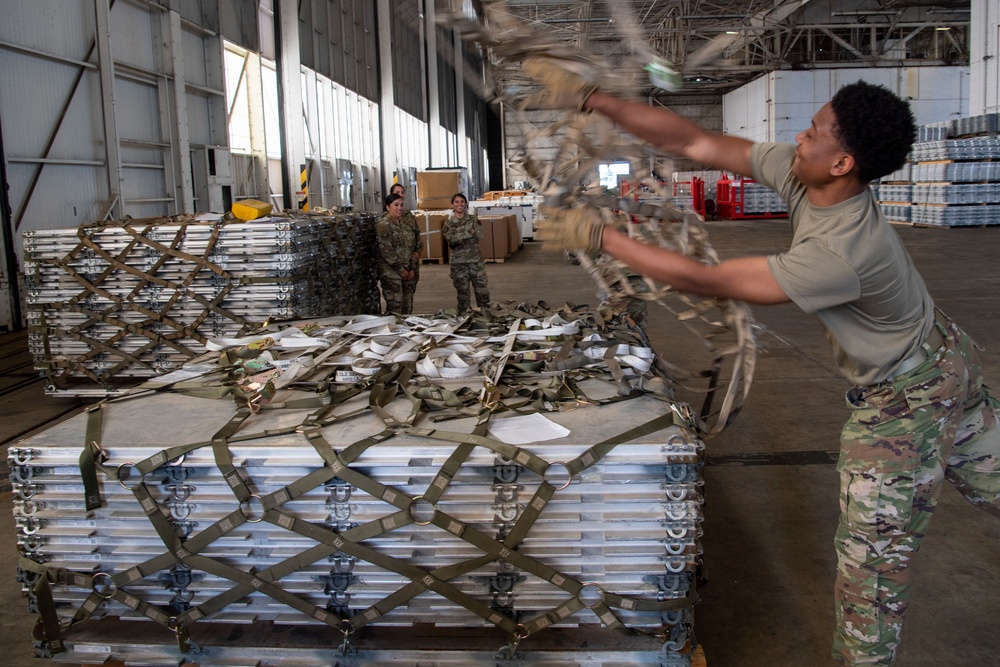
[
  {"xmin": 449, "ymin": 261, "xmax": 490, "ymax": 311},
  {"xmin": 379, "ymin": 271, "xmax": 417, "ymax": 314},
  {"xmin": 834, "ymin": 314, "xmax": 1000, "ymax": 665}
]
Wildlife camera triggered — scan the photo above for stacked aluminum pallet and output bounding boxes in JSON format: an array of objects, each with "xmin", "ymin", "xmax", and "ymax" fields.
[
  {"xmin": 23, "ymin": 213, "xmax": 379, "ymax": 394},
  {"xmin": 879, "ymin": 117, "xmax": 1000, "ymax": 228},
  {"xmin": 737, "ymin": 182, "xmax": 787, "ymax": 215},
  {"xmin": 873, "ymin": 185, "xmax": 912, "ymax": 223},
  {"xmin": 11, "ymin": 307, "xmax": 705, "ymax": 666},
  {"xmin": 909, "ymin": 137, "xmax": 1000, "ymax": 162}
]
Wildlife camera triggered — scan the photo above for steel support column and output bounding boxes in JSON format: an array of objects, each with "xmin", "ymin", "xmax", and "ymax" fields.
[
  {"xmin": 425, "ymin": 0, "xmax": 442, "ymax": 167},
  {"xmin": 244, "ymin": 51, "xmax": 270, "ymax": 203},
  {"xmin": 0, "ymin": 108, "xmax": 21, "ymax": 331},
  {"xmin": 376, "ymin": 0, "xmax": 398, "ymax": 193},
  {"xmin": 454, "ymin": 28, "xmax": 468, "ymax": 169},
  {"xmin": 94, "ymin": 0, "xmax": 124, "ymax": 219},
  {"xmin": 277, "ymin": 0, "xmax": 306, "ymax": 211},
  {"xmin": 166, "ymin": 10, "xmax": 194, "ymax": 213},
  {"xmin": 302, "ymin": 69, "xmax": 323, "ymax": 210}
]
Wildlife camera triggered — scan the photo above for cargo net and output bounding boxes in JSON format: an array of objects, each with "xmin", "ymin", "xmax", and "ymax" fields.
[
  {"xmin": 23, "ymin": 212, "xmax": 380, "ymax": 393},
  {"xmin": 14, "ymin": 305, "xmax": 702, "ymax": 664},
  {"xmin": 440, "ymin": 3, "xmax": 757, "ymax": 436}
]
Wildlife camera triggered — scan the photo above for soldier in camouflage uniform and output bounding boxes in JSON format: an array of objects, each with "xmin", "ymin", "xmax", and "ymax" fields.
[
  {"xmin": 530, "ymin": 64, "xmax": 1000, "ymax": 667},
  {"xmin": 377, "ymin": 193, "xmax": 421, "ymax": 314},
  {"xmin": 390, "ymin": 183, "xmax": 422, "ymax": 295},
  {"xmin": 442, "ymin": 193, "xmax": 490, "ymax": 312}
]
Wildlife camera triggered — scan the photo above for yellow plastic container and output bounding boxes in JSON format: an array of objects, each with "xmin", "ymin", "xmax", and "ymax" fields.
[{"xmin": 232, "ymin": 199, "xmax": 273, "ymax": 221}]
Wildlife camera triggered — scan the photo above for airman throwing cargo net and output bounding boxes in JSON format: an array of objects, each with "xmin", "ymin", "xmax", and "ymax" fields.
[{"xmin": 440, "ymin": 1, "xmax": 757, "ymax": 436}]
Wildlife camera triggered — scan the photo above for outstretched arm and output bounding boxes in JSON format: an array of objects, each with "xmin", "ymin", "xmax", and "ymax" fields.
[
  {"xmin": 600, "ymin": 226, "xmax": 789, "ymax": 305},
  {"xmin": 585, "ymin": 92, "xmax": 754, "ymax": 178}
]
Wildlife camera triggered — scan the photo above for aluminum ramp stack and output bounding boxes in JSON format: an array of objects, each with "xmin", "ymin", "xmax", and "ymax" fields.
[
  {"xmin": 23, "ymin": 212, "xmax": 379, "ymax": 396},
  {"xmin": 11, "ymin": 307, "xmax": 706, "ymax": 666}
]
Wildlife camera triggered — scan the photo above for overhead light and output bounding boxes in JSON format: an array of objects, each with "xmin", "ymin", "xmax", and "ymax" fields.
[
  {"xmin": 726, "ymin": 31, "xmax": 738, "ymax": 35},
  {"xmin": 936, "ymin": 27, "xmax": 951, "ymax": 31},
  {"xmin": 542, "ymin": 17, "xmax": 611, "ymax": 24},
  {"xmin": 832, "ymin": 10, "xmax": 898, "ymax": 16}
]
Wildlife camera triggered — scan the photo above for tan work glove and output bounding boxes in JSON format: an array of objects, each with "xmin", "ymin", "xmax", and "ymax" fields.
[
  {"xmin": 537, "ymin": 206, "xmax": 605, "ymax": 253},
  {"xmin": 523, "ymin": 57, "xmax": 598, "ymax": 113}
]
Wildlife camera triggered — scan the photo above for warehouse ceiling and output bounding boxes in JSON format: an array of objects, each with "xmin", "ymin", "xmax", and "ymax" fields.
[{"xmin": 475, "ymin": 0, "xmax": 971, "ymax": 96}]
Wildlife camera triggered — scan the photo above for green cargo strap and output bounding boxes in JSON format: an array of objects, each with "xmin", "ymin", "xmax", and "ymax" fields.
[
  {"xmin": 406, "ymin": 427, "xmax": 549, "ymax": 477},
  {"xmin": 28, "ymin": 566, "xmax": 66, "ymax": 654},
  {"xmin": 565, "ymin": 411, "xmax": 680, "ymax": 477},
  {"xmin": 208, "ymin": 409, "xmax": 254, "ymax": 503},
  {"xmin": 129, "ymin": 440, "xmax": 212, "ymax": 477},
  {"xmin": 287, "ymin": 516, "xmax": 521, "ymax": 635},
  {"xmin": 80, "ymin": 404, "xmax": 106, "ymax": 510}
]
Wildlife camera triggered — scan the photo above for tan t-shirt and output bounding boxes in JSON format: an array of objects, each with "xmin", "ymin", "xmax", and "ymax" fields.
[{"xmin": 752, "ymin": 142, "xmax": 935, "ymax": 386}]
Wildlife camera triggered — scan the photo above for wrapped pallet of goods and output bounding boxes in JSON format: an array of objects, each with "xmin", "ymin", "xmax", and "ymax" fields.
[
  {"xmin": 9, "ymin": 304, "xmax": 705, "ymax": 666},
  {"xmin": 23, "ymin": 212, "xmax": 379, "ymax": 396}
]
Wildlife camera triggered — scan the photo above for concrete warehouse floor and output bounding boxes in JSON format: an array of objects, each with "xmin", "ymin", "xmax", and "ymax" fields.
[{"xmin": 1, "ymin": 218, "xmax": 998, "ymax": 666}]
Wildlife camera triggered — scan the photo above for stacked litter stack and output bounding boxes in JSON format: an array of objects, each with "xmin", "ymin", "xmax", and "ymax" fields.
[
  {"xmin": 11, "ymin": 306, "xmax": 705, "ymax": 666},
  {"xmin": 23, "ymin": 213, "xmax": 379, "ymax": 394}
]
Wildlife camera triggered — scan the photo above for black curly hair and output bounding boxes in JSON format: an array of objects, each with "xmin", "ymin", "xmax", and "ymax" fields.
[{"xmin": 829, "ymin": 81, "xmax": 916, "ymax": 183}]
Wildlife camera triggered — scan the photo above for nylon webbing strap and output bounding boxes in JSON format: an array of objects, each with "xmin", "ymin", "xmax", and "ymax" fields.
[
  {"xmin": 566, "ymin": 411, "xmax": 681, "ymax": 477},
  {"xmin": 28, "ymin": 564, "xmax": 65, "ymax": 654},
  {"xmin": 81, "ymin": 405, "xmax": 106, "ymax": 510},
  {"xmin": 405, "ymin": 427, "xmax": 550, "ymax": 477}
]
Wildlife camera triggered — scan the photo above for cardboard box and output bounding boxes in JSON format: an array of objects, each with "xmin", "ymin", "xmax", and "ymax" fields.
[
  {"xmin": 507, "ymin": 216, "xmax": 519, "ymax": 255},
  {"xmin": 417, "ymin": 213, "xmax": 448, "ymax": 261},
  {"xmin": 478, "ymin": 215, "xmax": 511, "ymax": 261},
  {"xmin": 416, "ymin": 168, "xmax": 468, "ymax": 202},
  {"xmin": 469, "ymin": 202, "xmax": 535, "ymax": 240},
  {"xmin": 417, "ymin": 196, "xmax": 455, "ymax": 211}
]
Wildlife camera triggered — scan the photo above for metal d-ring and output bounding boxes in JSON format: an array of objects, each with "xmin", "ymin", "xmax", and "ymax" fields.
[
  {"xmin": 239, "ymin": 494, "xmax": 265, "ymax": 523},
  {"xmin": 577, "ymin": 581, "xmax": 606, "ymax": 609},
  {"xmin": 408, "ymin": 495, "xmax": 436, "ymax": 526},
  {"xmin": 543, "ymin": 460, "xmax": 573, "ymax": 491},
  {"xmin": 117, "ymin": 462, "xmax": 144, "ymax": 489},
  {"xmin": 92, "ymin": 572, "xmax": 116, "ymax": 599},
  {"xmin": 11, "ymin": 448, "xmax": 35, "ymax": 465},
  {"xmin": 166, "ymin": 453, "xmax": 187, "ymax": 467}
]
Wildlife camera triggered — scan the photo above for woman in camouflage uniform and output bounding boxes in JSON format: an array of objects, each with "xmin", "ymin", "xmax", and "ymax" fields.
[
  {"xmin": 442, "ymin": 193, "xmax": 490, "ymax": 312},
  {"xmin": 390, "ymin": 183, "xmax": 422, "ymax": 295},
  {"xmin": 376, "ymin": 193, "xmax": 420, "ymax": 314}
]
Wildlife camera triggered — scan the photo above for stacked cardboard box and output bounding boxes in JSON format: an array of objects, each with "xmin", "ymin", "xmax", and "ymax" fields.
[
  {"xmin": 478, "ymin": 214, "xmax": 518, "ymax": 262},
  {"xmin": 415, "ymin": 212, "xmax": 448, "ymax": 262},
  {"xmin": 469, "ymin": 202, "xmax": 535, "ymax": 240},
  {"xmin": 416, "ymin": 168, "xmax": 469, "ymax": 210}
]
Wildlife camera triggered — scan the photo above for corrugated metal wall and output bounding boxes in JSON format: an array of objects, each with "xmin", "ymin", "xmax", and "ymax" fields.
[
  {"xmin": 723, "ymin": 66, "xmax": 969, "ymax": 147},
  {"xmin": 0, "ymin": 0, "xmax": 495, "ymax": 330},
  {"xmin": 0, "ymin": 0, "xmax": 228, "ymax": 283}
]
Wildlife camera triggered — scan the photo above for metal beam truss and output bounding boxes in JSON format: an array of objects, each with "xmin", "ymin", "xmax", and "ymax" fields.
[{"xmin": 488, "ymin": 0, "xmax": 971, "ymax": 96}]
